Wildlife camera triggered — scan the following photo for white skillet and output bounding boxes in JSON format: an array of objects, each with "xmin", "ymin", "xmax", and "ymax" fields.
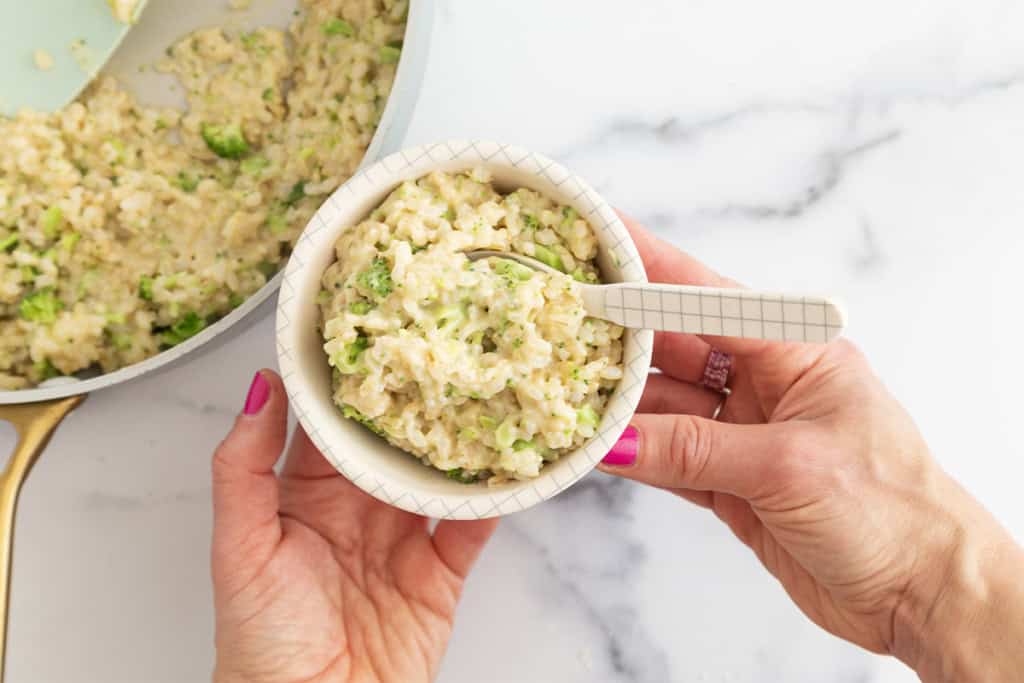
[{"xmin": 0, "ymin": 2, "xmax": 436, "ymax": 678}]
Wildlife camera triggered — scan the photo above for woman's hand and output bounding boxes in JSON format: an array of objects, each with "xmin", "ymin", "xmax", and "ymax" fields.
[
  {"xmin": 600, "ymin": 217, "xmax": 1024, "ymax": 682},
  {"xmin": 211, "ymin": 370, "xmax": 498, "ymax": 683}
]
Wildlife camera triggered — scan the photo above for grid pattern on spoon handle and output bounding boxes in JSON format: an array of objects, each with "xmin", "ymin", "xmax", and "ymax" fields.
[{"xmin": 597, "ymin": 283, "xmax": 846, "ymax": 343}]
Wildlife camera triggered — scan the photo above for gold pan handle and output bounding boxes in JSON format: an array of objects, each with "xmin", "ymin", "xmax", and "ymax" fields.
[{"xmin": 0, "ymin": 396, "xmax": 85, "ymax": 682}]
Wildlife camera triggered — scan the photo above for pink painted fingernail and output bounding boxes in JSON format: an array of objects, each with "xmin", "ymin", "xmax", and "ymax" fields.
[
  {"xmin": 603, "ymin": 426, "xmax": 639, "ymax": 466},
  {"xmin": 243, "ymin": 371, "xmax": 270, "ymax": 415}
]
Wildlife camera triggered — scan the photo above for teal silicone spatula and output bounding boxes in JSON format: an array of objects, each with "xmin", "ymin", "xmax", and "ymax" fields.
[{"xmin": 0, "ymin": 0, "xmax": 148, "ymax": 116}]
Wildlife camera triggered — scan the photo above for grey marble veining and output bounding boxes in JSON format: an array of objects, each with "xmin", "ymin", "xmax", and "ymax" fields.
[{"xmin": 5, "ymin": 1, "xmax": 1024, "ymax": 681}]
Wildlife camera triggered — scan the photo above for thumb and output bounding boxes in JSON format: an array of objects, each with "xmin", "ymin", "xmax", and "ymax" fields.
[
  {"xmin": 211, "ymin": 370, "xmax": 288, "ymax": 588},
  {"xmin": 597, "ymin": 414, "xmax": 791, "ymax": 500}
]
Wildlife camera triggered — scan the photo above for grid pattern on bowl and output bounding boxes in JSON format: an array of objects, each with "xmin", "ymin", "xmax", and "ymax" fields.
[{"xmin": 276, "ymin": 140, "xmax": 654, "ymax": 519}]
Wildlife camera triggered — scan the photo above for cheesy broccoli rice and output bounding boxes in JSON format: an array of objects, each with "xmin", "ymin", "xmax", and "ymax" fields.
[
  {"xmin": 0, "ymin": 0, "xmax": 407, "ymax": 389},
  {"xmin": 319, "ymin": 170, "xmax": 625, "ymax": 484}
]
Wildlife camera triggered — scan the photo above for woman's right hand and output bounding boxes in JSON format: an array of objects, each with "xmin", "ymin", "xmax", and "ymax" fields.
[{"xmin": 600, "ymin": 217, "xmax": 1024, "ymax": 682}]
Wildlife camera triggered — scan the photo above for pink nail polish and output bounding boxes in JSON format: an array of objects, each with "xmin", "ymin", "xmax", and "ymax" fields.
[
  {"xmin": 243, "ymin": 371, "xmax": 270, "ymax": 415},
  {"xmin": 603, "ymin": 426, "xmax": 638, "ymax": 466}
]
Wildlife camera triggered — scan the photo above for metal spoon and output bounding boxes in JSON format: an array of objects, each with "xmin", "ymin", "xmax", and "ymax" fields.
[{"xmin": 468, "ymin": 251, "xmax": 846, "ymax": 343}]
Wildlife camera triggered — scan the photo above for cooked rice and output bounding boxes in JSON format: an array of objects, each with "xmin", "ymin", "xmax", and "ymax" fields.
[
  {"xmin": 107, "ymin": 0, "xmax": 140, "ymax": 24},
  {"xmin": 0, "ymin": 0, "xmax": 407, "ymax": 390},
  {"xmin": 319, "ymin": 170, "xmax": 625, "ymax": 483}
]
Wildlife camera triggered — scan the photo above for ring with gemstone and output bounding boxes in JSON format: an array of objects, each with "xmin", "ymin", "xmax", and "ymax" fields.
[{"xmin": 701, "ymin": 348, "xmax": 732, "ymax": 394}]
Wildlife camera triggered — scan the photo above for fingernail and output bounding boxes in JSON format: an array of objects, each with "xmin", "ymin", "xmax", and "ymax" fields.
[
  {"xmin": 602, "ymin": 426, "xmax": 638, "ymax": 467},
  {"xmin": 243, "ymin": 371, "xmax": 270, "ymax": 415}
]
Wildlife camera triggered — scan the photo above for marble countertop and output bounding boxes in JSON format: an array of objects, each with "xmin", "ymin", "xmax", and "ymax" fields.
[{"xmin": 8, "ymin": 1, "xmax": 1024, "ymax": 680}]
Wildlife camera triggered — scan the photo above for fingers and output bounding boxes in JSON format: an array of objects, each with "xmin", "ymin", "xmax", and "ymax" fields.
[
  {"xmin": 432, "ymin": 518, "xmax": 500, "ymax": 579},
  {"xmin": 598, "ymin": 414, "xmax": 791, "ymax": 500},
  {"xmin": 212, "ymin": 370, "xmax": 288, "ymax": 579},
  {"xmin": 278, "ymin": 426, "xmax": 393, "ymax": 531},
  {"xmin": 638, "ymin": 372, "xmax": 722, "ymax": 418},
  {"xmin": 618, "ymin": 211, "xmax": 771, "ymax": 358},
  {"xmin": 652, "ymin": 331, "xmax": 714, "ymax": 383},
  {"xmin": 282, "ymin": 424, "xmax": 340, "ymax": 481},
  {"xmin": 674, "ymin": 488, "xmax": 713, "ymax": 510},
  {"xmin": 709, "ymin": 492, "xmax": 766, "ymax": 550}
]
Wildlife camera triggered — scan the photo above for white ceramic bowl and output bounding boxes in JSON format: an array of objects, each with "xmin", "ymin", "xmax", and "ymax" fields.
[{"xmin": 276, "ymin": 141, "xmax": 654, "ymax": 519}]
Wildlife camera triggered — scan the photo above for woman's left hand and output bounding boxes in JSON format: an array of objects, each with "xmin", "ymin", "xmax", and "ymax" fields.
[{"xmin": 211, "ymin": 369, "xmax": 499, "ymax": 683}]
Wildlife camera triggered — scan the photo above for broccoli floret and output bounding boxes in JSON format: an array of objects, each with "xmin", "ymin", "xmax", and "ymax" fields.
[
  {"xmin": 107, "ymin": 139, "xmax": 127, "ymax": 164},
  {"xmin": 240, "ymin": 32, "xmax": 260, "ymax": 50},
  {"xmin": 110, "ymin": 333, "xmax": 134, "ymax": 351},
  {"xmin": 283, "ymin": 181, "xmax": 306, "ymax": 208},
  {"xmin": 261, "ymin": 88, "xmax": 274, "ymax": 101},
  {"xmin": 160, "ymin": 312, "xmax": 207, "ymax": 347},
  {"xmin": 228, "ymin": 293, "xmax": 244, "ymax": 308},
  {"xmin": 239, "ymin": 31, "xmax": 273, "ymax": 55},
  {"xmin": 41, "ymin": 206, "xmax": 63, "ymax": 239},
  {"xmin": 532, "ymin": 244, "xmax": 565, "ymax": 273},
  {"xmin": 445, "ymin": 468, "xmax": 480, "ymax": 484},
  {"xmin": 0, "ymin": 234, "xmax": 18, "ymax": 252},
  {"xmin": 19, "ymin": 289, "xmax": 63, "ymax": 323},
  {"xmin": 335, "ymin": 335, "xmax": 369, "ymax": 374},
  {"xmin": 478, "ymin": 415, "xmax": 497, "ymax": 429},
  {"xmin": 494, "ymin": 258, "xmax": 534, "ymax": 282},
  {"xmin": 33, "ymin": 359, "xmax": 60, "ymax": 381},
  {"xmin": 571, "ymin": 268, "xmax": 598, "ymax": 284},
  {"xmin": 521, "ymin": 213, "xmax": 539, "ymax": 230},
  {"xmin": 379, "ymin": 45, "xmax": 401, "ymax": 64},
  {"xmin": 561, "ymin": 206, "xmax": 579, "ymax": 225},
  {"xmin": 577, "ymin": 405, "xmax": 600, "ymax": 428},
  {"xmin": 512, "ymin": 439, "xmax": 535, "ymax": 452},
  {"xmin": 266, "ymin": 210, "xmax": 288, "ymax": 235},
  {"xmin": 341, "ymin": 404, "xmax": 385, "ymax": 436},
  {"xmin": 357, "ymin": 258, "xmax": 394, "ymax": 299},
  {"xmin": 349, "ymin": 300, "xmax": 374, "ymax": 315},
  {"xmin": 240, "ymin": 156, "xmax": 269, "ymax": 175},
  {"xmin": 322, "ymin": 18, "xmax": 354, "ymax": 36},
  {"xmin": 138, "ymin": 275, "xmax": 154, "ymax": 301},
  {"xmin": 495, "ymin": 417, "xmax": 517, "ymax": 450},
  {"xmin": 60, "ymin": 232, "xmax": 81, "ymax": 252},
  {"xmin": 174, "ymin": 172, "xmax": 199, "ymax": 192},
  {"xmin": 200, "ymin": 123, "xmax": 249, "ymax": 160}
]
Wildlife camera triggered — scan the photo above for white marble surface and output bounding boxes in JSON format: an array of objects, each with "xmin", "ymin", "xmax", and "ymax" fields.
[{"xmin": 7, "ymin": 0, "xmax": 1024, "ymax": 680}]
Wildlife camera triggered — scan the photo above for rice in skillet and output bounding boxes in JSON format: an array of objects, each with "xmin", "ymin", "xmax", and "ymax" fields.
[
  {"xmin": 319, "ymin": 170, "xmax": 625, "ymax": 484},
  {"xmin": 0, "ymin": 0, "xmax": 407, "ymax": 389}
]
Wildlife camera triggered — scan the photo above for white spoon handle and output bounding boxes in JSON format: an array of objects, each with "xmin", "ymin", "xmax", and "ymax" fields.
[{"xmin": 584, "ymin": 283, "xmax": 846, "ymax": 343}]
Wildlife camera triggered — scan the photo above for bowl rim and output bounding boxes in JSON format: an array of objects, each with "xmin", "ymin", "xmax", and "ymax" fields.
[{"xmin": 276, "ymin": 140, "xmax": 654, "ymax": 519}]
